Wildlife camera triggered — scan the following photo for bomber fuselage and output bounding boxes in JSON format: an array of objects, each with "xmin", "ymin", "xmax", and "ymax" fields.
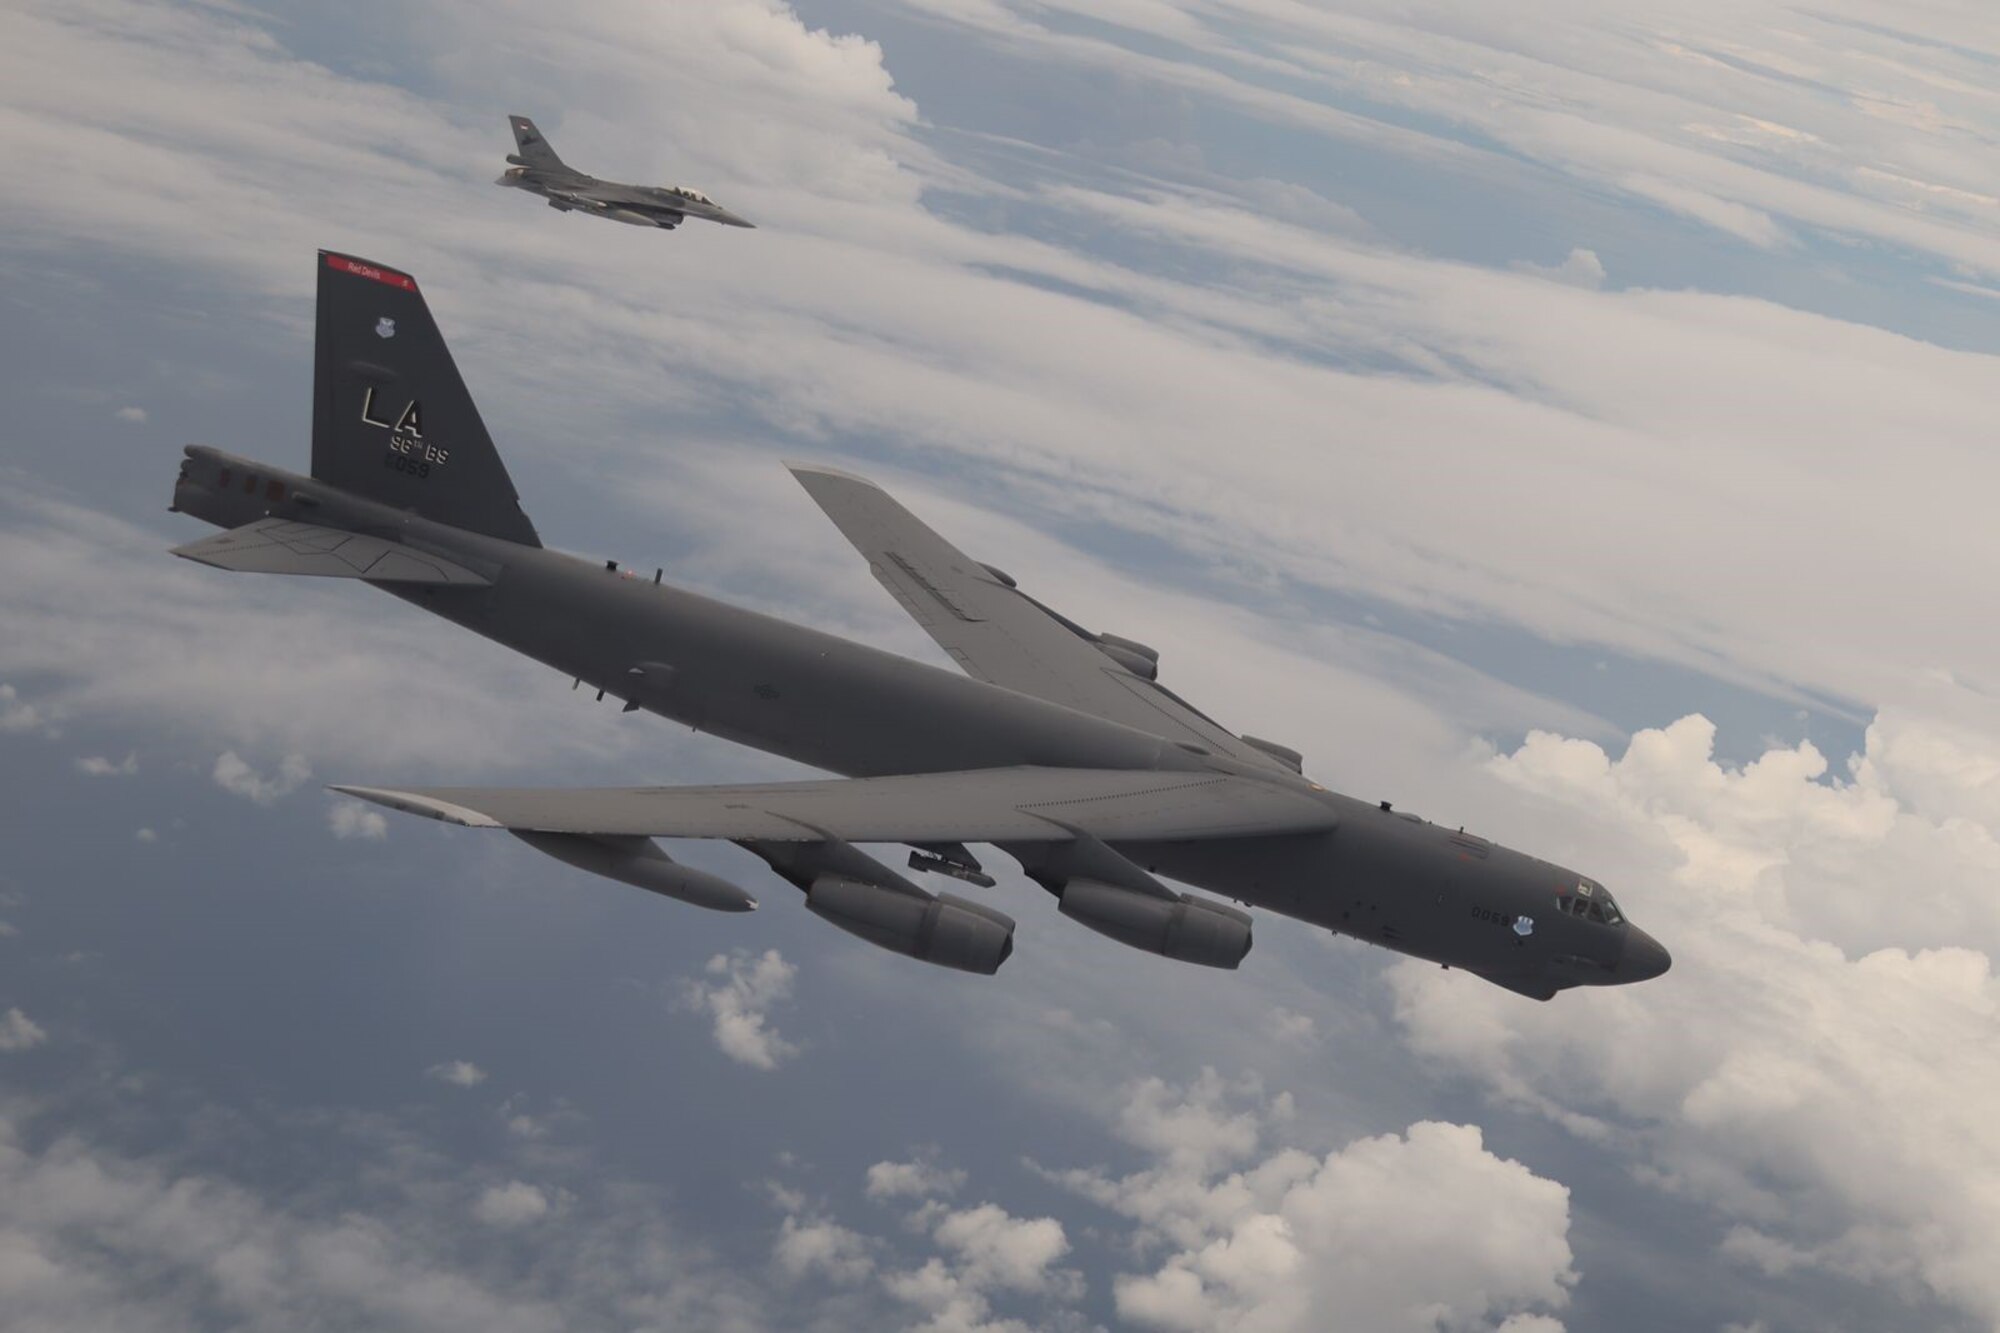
[{"xmin": 174, "ymin": 444, "xmax": 1667, "ymax": 998}]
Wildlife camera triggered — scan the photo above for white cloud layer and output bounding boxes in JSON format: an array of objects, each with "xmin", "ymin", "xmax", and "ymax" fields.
[
  {"xmin": 1044, "ymin": 1072, "xmax": 1574, "ymax": 1332},
  {"xmin": 1393, "ymin": 701, "xmax": 2000, "ymax": 1324},
  {"xmin": 74, "ymin": 752, "xmax": 137, "ymax": 777},
  {"xmin": 0, "ymin": 1101, "xmax": 775, "ymax": 1333},
  {"xmin": 677, "ymin": 950, "xmax": 802, "ymax": 1071}
]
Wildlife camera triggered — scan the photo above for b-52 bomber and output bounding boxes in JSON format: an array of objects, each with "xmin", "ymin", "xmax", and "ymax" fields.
[
  {"xmin": 498, "ymin": 114, "xmax": 753, "ymax": 231},
  {"xmin": 168, "ymin": 252, "xmax": 1670, "ymax": 1001}
]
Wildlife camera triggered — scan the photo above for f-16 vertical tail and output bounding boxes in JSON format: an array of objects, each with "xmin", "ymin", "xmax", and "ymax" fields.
[
  {"xmin": 507, "ymin": 115, "xmax": 569, "ymax": 171},
  {"xmin": 311, "ymin": 251, "xmax": 541, "ymax": 547}
]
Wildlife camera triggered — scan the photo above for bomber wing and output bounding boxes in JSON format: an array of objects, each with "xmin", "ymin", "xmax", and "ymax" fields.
[
  {"xmin": 332, "ymin": 765, "xmax": 1336, "ymax": 843},
  {"xmin": 791, "ymin": 466, "xmax": 1288, "ymax": 771},
  {"xmin": 172, "ymin": 518, "xmax": 492, "ymax": 585}
]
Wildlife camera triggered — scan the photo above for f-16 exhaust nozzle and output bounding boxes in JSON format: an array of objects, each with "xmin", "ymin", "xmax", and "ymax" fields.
[
  {"xmin": 511, "ymin": 830, "xmax": 756, "ymax": 912},
  {"xmin": 1058, "ymin": 880, "xmax": 1252, "ymax": 969},
  {"xmin": 807, "ymin": 876, "xmax": 1015, "ymax": 975}
]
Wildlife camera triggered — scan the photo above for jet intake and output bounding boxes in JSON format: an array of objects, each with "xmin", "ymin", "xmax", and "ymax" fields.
[
  {"xmin": 1058, "ymin": 880, "xmax": 1252, "ymax": 969},
  {"xmin": 1094, "ymin": 634, "xmax": 1160, "ymax": 680},
  {"xmin": 807, "ymin": 876, "xmax": 1015, "ymax": 975},
  {"xmin": 512, "ymin": 830, "xmax": 756, "ymax": 912}
]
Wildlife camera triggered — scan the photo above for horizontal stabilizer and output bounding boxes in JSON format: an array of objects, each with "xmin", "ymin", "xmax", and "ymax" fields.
[
  {"xmin": 330, "ymin": 766, "xmax": 1338, "ymax": 844},
  {"xmin": 171, "ymin": 518, "xmax": 492, "ymax": 585}
]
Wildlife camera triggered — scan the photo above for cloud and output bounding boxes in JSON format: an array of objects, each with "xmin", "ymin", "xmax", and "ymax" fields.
[
  {"xmin": 212, "ymin": 750, "xmax": 310, "ymax": 805},
  {"xmin": 0, "ymin": 683, "xmax": 55, "ymax": 736},
  {"xmin": 426, "ymin": 1060, "xmax": 488, "ymax": 1088},
  {"xmin": 74, "ymin": 751, "xmax": 137, "ymax": 777},
  {"xmin": 0, "ymin": 1008, "xmax": 48, "ymax": 1052},
  {"xmin": 472, "ymin": 1181, "xmax": 550, "ymax": 1228},
  {"xmin": 0, "ymin": 1097, "xmax": 777, "ymax": 1332},
  {"xmin": 928, "ymin": 1204, "xmax": 1073, "ymax": 1296},
  {"xmin": 327, "ymin": 798, "xmax": 388, "ymax": 841},
  {"xmin": 0, "ymin": 921, "xmax": 17, "ymax": 938},
  {"xmin": 1513, "ymin": 248, "xmax": 1606, "ymax": 289},
  {"xmin": 677, "ymin": 950, "xmax": 801, "ymax": 1071},
  {"xmin": 133, "ymin": 827, "xmax": 156, "ymax": 843},
  {"xmin": 1391, "ymin": 701, "xmax": 2000, "ymax": 1325},
  {"xmin": 773, "ymin": 1214, "xmax": 874, "ymax": 1285},
  {"xmin": 866, "ymin": 1157, "xmax": 967, "ymax": 1202},
  {"xmin": 113, "ymin": 406, "xmax": 146, "ymax": 423},
  {"xmin": 1044, "ymin": 1072, "xmax": 1574, "ymax": 1333}
]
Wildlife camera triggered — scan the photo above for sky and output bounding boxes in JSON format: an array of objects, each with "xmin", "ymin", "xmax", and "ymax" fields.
[{"xmin": 3, "ymin": 0, "xmax": 2000, "ymax": 1329}]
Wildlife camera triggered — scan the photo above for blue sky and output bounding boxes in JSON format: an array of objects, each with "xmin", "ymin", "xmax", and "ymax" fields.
[{"xmin": 4, "ymin": 1, "xmax": 2000, "ymax": 1330}]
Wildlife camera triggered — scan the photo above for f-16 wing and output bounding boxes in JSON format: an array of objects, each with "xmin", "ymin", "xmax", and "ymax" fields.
[
  {"xmin": 332, "ymin": 765, "xmax": 1337, "ymax": 843},
  {"xmin": 790, "ymin": 466, "xmax": 1295, "ymax": 773}
]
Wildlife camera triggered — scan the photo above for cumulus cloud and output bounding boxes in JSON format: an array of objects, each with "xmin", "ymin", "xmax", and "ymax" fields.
[
  {"xmin": 133, "ymin": 827, "xmax": 156, "ymax": 843},
  {"xmin": 773, "ymin": 1214, "xmax": 874, "ymax": 1285},
  {"xmin": 472, "ymin": 1181, "xmax": 550, "ymax": 1228},
  {"xmin": 1045, "ymin": 1072, "xmax": 1574, "ymax": 1333},
  {"xmin": 327, "ymin": 797, "xmax": 388, "ymax": 840},
  {"xmin": 426, "ymin": 1060, "xmax": 488, "ymax": 1088},
  {"xmin": 677, "ymin": 949, "xmax": 801, "ymax": 1071},
  {"xmin": 113, "ymin": 405, "xmax": 146, "ymax": 422},
  {"xmin": 74, "ymin": 751, "xmax": 137, "ymax": 776},
  {"xmin": 1391, "ymin": 704, "xmax": 2000, "ymax": 1326},
  {"xmin": 211, "ymin": 750, "xmax": 310, "ymax": 805},
  {"xmin": 0, "ymin": 1007, "xmax": 49, "ymax": 1052}
]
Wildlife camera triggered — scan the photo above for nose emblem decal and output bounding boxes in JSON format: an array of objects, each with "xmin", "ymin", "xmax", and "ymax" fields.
[{"xmin": 1512, "ymin": 915, "xmax": 1536, "ymax": 937}]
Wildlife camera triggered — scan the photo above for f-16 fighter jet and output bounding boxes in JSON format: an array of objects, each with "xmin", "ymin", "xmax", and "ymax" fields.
[
  {"xmin": 168, "ymin": 252, "xmax": 1670, "ymax": 1001},
  {"xmin": 497, "ymin": 114, "xmax": 753, "ymax": 230}
]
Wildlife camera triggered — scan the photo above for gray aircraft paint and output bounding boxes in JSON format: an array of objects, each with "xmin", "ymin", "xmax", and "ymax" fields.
[
  {"xmin": 169, "ymin": 251, "xmax": 1669, "ymax": 1001},
  {"xmin": 498, "ymin": 114, "xmax": 754, "ymax": 230}
]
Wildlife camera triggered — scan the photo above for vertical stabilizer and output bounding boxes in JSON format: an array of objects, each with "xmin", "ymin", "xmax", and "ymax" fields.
[
  {"xmin": 311, "ymin": 252, "xmax": 540, "ymax": 547},
  {"xmin": 507, "ymin": 115, "xmax": 568, "ymax": 171}
]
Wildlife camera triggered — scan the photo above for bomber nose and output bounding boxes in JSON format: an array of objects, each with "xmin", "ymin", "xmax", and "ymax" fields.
[{"xmin": 1616, "ymin": 926, "xmax": 1672, "ymax": 984}]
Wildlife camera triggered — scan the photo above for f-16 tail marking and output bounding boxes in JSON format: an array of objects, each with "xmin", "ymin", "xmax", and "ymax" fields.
[
  {"xmin": 507, "ymin": 114, "xmax": 568, "ymax": 172},
  {"xmin": 311, "ymin": 251, "xmax": 540, "ymax": 547}
]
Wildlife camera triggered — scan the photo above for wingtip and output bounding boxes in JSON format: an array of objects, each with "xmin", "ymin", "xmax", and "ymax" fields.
[
  {"xmin": 328, "ymin": 784, "xmax": 503, "ymax": 828},
  {"xmin": 785, "ymin": 460, "xmax": 883, "ymax": 490}
]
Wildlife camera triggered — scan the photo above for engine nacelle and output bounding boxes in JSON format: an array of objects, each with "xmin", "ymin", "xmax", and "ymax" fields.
[
  {"xmin": 1094, "ymin": 633, "xmax": 1160, "ymax": 680},
  {"xmin": 807, "ymin": 875, "xmax": 1015, "ymax": 975},
  {"xmin": 1058, "ymin": 879, "xmax": 1252, "ymax": 969}
]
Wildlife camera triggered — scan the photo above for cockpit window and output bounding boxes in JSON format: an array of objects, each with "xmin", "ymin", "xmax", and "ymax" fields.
[{"xmin": 1558, "ymin": 880, "xmax": 1623, "ymax": 926}]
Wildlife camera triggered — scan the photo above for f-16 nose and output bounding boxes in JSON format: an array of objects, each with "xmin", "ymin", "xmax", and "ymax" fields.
[{"xmin": 1616, "ymin": 926, "xmax": 1672, "ymax": 984}]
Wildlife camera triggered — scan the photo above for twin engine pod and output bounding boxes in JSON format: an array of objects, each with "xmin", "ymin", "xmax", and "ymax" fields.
[
  {"xmin": 1058, "ymin": 879, "xmax": 1252, "ymax": 969},
  {"xmin": 806, "ymin": 875, "xmax": 1014, "ymax": 975},
  {"xmin": 749, "ymin": 837, "xmax": 1018, "ymax": 975}
]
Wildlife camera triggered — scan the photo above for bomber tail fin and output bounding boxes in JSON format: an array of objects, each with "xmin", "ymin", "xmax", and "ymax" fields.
[
  {"xmin": 506, "ymin": 114, "xmax": 569, "ymax": 171},
  {"xmin": 311, "ymin": 251, "xmax": 540, "ymax": 547}
]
